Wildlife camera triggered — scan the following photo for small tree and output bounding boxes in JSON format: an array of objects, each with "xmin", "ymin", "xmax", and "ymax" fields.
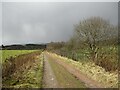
[{"xmin": 74, "ymin": 17, "xmax": 115, "ymax": 61}]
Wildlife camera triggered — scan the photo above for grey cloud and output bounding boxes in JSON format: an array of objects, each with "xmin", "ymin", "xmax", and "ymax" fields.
[{"xmin": 2, "ymin": 2, "xmax": 118, "ymax": 45}]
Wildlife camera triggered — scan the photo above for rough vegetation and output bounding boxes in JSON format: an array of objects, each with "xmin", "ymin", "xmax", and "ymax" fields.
[
  {"xmin": 2, "ymin": 50, "xmax": 43, "ymax": 88},
  {"xmin": 51, "ymin": 45, "xmax": 118, "ymax": 72}
]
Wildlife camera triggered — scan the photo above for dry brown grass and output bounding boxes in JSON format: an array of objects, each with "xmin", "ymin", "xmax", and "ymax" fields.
[{"xmin": 2, "ymin": 51, "xmax": 42, "ymax": 88}]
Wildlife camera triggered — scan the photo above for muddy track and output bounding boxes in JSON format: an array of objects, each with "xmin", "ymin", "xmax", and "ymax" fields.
[
  {"xmin": 44, "ymin": 52, "xmax": 105, "ymax": 88},
  {"xmin": 42, "ymin": 53, "xmax": 59, "ymax": 88}
]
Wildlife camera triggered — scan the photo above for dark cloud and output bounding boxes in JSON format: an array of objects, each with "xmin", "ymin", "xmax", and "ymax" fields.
[{"xmin": 2, "ymin": 2, "xmax": 118, "ymax": 45}]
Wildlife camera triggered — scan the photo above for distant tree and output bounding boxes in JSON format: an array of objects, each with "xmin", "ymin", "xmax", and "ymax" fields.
[
  {"xmin": 74, "ymin": 17, "xmax": 117, "ymax": 61},
  {"xmin": 47, "ymin": 42, "xmax": 65, "ymax": 50},
  {"xmin": 2, "ymin": 45, "xmax": 4, "ymax": 49}
]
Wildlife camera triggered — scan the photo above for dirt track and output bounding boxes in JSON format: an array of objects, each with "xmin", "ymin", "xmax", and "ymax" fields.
[
  {"xmin": 42, "ymin": 53, "xmax": 59, "ymax": 88},
  {"xmin": 43, "ymin": 52, "xmax": 104, "ymax": 88}
]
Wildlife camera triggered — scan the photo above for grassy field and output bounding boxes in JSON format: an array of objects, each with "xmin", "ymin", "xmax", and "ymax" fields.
[
  {"xmin": 1, "ymin": 50, "xmax": 37, "ymax": 63},
  {"xmin": 2, "ymin": 50, "xmax": 44, "ymax": 88}
]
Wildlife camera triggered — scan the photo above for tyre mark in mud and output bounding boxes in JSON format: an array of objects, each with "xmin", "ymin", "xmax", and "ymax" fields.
[{"xmin": 42, "ymin": 53, "xmax": 59, "ymax": 88}]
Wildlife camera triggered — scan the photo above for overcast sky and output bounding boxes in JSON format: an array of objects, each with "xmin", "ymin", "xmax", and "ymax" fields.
[{"xmin": 1, "ymin": 2, "xmax": 118, "ymax": 45}]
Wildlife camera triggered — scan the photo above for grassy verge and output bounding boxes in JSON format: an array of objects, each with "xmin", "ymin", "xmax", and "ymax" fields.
[
  {"xmin": 2, "ymin": 51, "xmax": 44, "ymax": 88},
  {"xmin": 48, "ymin": 54, "xmax": 86, "ymax": 88},
  {"xmin": 13, "ymin": 54, "xmax": 44, "ymax": 88},
  {"xmin": 55, "ymin": 45, "xmax": 118, "ymax": 72},
  {"xmin": 48, "ymin": 52, "xmax": 118, "ymax": 88}
]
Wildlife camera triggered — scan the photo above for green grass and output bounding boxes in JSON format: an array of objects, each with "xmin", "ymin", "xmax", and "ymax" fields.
[
  {"xmin": 1, "ymin": 50, "xmax": 37, "ymax": 63},
  {"xmin": 48, "ymin": 55, "xmax": 86, "ymax": 88}
]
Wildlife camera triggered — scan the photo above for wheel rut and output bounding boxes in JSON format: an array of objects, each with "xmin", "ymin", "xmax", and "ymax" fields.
[{"xmin": 42, "ymin": 53, "xmax": 59, "ymax": 88}]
